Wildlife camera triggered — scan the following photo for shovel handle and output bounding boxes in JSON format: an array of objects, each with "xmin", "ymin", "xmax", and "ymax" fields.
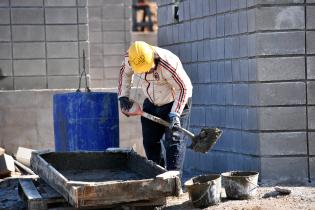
[{"xmin": 141, "ymin": 112, "xmax": 195, "ymax": 139}]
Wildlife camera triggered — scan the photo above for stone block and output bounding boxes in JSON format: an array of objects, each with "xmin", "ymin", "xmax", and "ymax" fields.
[
  {"xmin": 47, "ymin": 42, "xmax": 78, "ymax": 58},
  {"xmin": 46, "ymin": 25, "xmax": 78, "ymax": 41},
  {"xmin": 104, "ymin": 67, "xmax": 120, "ymax": 79},
  {"xmin": 44, "ymin": 0, "xmax": 76, "ymax": 6},
  {"xmin": 13, "ymin": 42, "xmax": 45, "ymax": 59},
  {"xmin": 48, "ymin": 75, "xmax": 81, "ymax": 89},
  {"xmin": 260, "ymin": 157, "xmax": 308, "ymax": 183},
  {"xmin": 103, "ymin": 32, "xmax": 125, "ymax": 43},
  {"xmin": 217, "ymin": 61, "xmax": 225, "ymax": 82},
  {"xmin": 47, "ymin": 59, "xmax": 79, "ymax": 75},
  {"xmin": 14, "ymin": 59, "xmax": 46, "ymax": 76},
  {"xmin": 14, "ymin": 77, "xmax": 46, "ymax": 90},
  {"xmin": 79, "ymin": 24, "xmax": 88, "ymax": 41},
  {"xmin": 239, "ymin": 10, "xmax": 248, "ymax": 33},
  {"xmin": 0, "ymin": 154, "xmax": 15, "ymax": 176},
  {"xmin": 78, "ymin": 8, "xmax": 88, "ymax": 24},
  {"xmin": 89, "ymin": 19, "xmax": 102, "ymax": 32},
  {"xmin": 257, "ymin": 57, "xmax": 305, "ymax": 81},
  {"xmin": 0, "ymin": 26, "xmax": 10, "ymax": 41},
  {"xmin": 256, "ymin": 6, "xmax": 304, "ymax": 31},
  {"xmin": 45, "ymin": 8, "xmax": 77, "ymax": 24},
  {"xmin": 0, "ymin": 9, "xmax": 10, "ymax": 24},
  {"xmin": 0, "ymin": 77, "xmax": 13, "ymax": 90},
  {"xmin": 307, "ymin": 132, "xmax": 315, "ymax": 155},
  {"xmin": 256, "ymin": 82, "xmax": 305, "ymax": 106},
  {"xmin": 224, "ymin": 13, "xmax": 231, "ymax": 36},
  {"xmin": 231, "ymin": 12, "xmax": 239, "ymax": 35},
  {"xmin": 256, "ymin": 31, "xmax": 305, "ymax": 55},
  {"xmin": 259, "ymin": 107, "xmax": 306, "ymax": 130},
  {"xmin": 11, "ymin": 8, "xmax": 44, "ymax": 24},
  {"xmin": 0, "ymin": 60, "xmax": 12, "ymax": 76},
  {"xmin": 216, "ymin": 14, "xmax": 225, "ymax": 37},
  {"xmin": 102, "ymin": 4, "xmax": 124, "ymax": 19},
  {"xmin": 104, "ymin": 55, "xmax": 123, "ymax": 67},
  {"xmin": 307, "ymin": 31, "xmax": 315, "ymax": 54},
  {"xmin": 12, "ymin": 25, "xmax": 45, "ymax": 41},
  {"xmin": 183, "ymin": 0, "xmax": 190, "ymax": 21},
  {"xmin": 11, "ymin": 0, "xmax": 43, "ymax": 6}
]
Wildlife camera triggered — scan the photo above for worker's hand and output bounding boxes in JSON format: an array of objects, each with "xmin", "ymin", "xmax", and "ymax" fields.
[
  {"xmin": 119, "ymin": 97, "xmax": 134, "ymax": 117},
  {"xmin": 168, "ymin": 112, "xmax": 180, "ymax": 130}
]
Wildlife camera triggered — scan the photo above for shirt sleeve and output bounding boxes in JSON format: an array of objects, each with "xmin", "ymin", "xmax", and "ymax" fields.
[
  {"xmin": 118, "ymin": 55, "xmax": 134, "ymax": 98},
  {"xmin": 160, "ymin": 59, "xmax": 191, "ymax": 116}
]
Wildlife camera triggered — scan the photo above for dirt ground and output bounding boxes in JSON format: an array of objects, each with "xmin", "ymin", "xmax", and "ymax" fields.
[
  {"xmin": 1, "ymin": 178, "xmax": 315, "ymax": 210},
  {"xmin": 164, "ymin": 186, "xmax": 315, "ymax": 210}
]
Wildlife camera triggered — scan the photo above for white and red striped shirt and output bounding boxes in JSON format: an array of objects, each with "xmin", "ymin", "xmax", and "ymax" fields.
[{"xmin": 118, "ymin": 46, "xmax": 193, "ymax": 115}]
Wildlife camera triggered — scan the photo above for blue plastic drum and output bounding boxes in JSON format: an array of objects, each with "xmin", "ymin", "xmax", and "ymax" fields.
[{"xmin": 53, "ymin": 92, "xmax": 119, "ymax": 151}]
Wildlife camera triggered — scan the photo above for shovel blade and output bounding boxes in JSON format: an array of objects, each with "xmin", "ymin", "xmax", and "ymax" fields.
[{"xmin": 188, "ymin": 128, "xmax": 222, "ymax": 153}]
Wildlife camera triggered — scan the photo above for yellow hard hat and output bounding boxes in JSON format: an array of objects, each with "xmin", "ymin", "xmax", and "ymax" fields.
[{"xmin": 128, "ymin": 41, "xmax": 154, "ymax": 74}]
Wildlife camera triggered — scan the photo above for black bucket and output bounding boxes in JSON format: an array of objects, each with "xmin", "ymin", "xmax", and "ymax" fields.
[
  {"xmin": 184, "ymin": 174, "xmax": 221, "ymax": 208},
  {"xmin": 221, "ymin": 171, "xmax": 259, "ymax": 200}
]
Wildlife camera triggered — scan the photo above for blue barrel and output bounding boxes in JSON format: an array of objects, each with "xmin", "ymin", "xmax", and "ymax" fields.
[{"xmin": 53, "ymin": 92, "xmax": 119, "ymax": 152}]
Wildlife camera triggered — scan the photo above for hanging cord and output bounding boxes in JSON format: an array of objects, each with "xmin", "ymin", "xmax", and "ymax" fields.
[{"xmin": 76, "ymin": 49, "xmax": 91, "ymax": 92}]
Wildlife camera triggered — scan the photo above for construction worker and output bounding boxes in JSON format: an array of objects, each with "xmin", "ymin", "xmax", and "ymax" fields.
[{"xmin": 118, "ymin": 41, "xmax": 193, "ymax": 172}]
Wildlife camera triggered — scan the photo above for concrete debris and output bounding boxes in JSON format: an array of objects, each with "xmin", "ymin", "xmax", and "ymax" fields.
[
  {"xmin": 0, "ymin": 154, "xmax": 15, "ymax": 177},
  {"xmin": 16, "ymin": 147, "xmax": 36, "ymax": 167}
]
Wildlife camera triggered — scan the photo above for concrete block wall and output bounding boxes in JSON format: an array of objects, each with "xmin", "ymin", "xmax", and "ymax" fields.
[
  {"xmin": 88, "ymin": 0, "xmax": 131, "ymax": 88},
  {"xmin": 157, "ymin": 0, "xmax": 314, "ymax": 183},
  {"xmin": 0, "ymin": 0, "xmax": 89, "ymax": 90}
]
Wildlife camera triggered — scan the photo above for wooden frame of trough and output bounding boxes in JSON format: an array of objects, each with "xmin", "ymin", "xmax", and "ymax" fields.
[{"xmin": 30, "ymin": 148, "xmax": 182, "ymax": 208}]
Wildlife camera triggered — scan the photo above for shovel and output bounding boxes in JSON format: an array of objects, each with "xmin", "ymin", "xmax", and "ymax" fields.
[{"xmin": 123, "ymin": 102, "xmax": 222, "ymax": 153}]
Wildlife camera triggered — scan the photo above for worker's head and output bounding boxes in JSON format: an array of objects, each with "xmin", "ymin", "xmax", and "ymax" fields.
[{"xmin": 128, "ymin": 41, "xmax": 155, "ymax": 74}]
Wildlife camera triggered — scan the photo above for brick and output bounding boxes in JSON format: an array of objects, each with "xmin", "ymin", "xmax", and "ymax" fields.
[
  {"xmin": 13, "ymin": 43, "xmax": 45, "ymax": 59},
  {"xmin": 239, "ymin": 10, "xmax": 248, "ymax": 33},
  {"xmin": 103, "ymin": 32, "xmax": 125, "ymax": 43},
  {"xmin": 14, "ymin": 59, "xmax": 46, "ymax": 76},
  {"xmin": 256, "ymin": 6, "xmax": 304, "ymax": 31},
  {"xmin": 11, "ymin": 8, "xmax": 44, "ymax": 24},
  {"xmin": 0, "ymin": 154, "xmax": 15, "ymax": 176},
  {"xmin": 12, "ymin": 25, "xmax": 45, "ymax": 41},
  {"xmin": 14, "ymin": 77, "xmax": 46, "ymax": 90},
  {"xmin": 11, "ymin": 0, "xmax": 43, "ymax": 6},
  {"xmin": 44, "ymin": 0, "xmax": 76, "ymax": 6},
  {"xmin": 259, "ymin": 107, "xmax": 306, "ymax": 130},
  {"xmin": 47, "ymin": 59, "xmax": 79, "ymax": 75},
  {"xmin": 46, "ymin": 25, "xmax": 77, "ymax": 41},
  {"xmin": 45, "ymin": 8, "xmax": 77, "ymax": 24},
  {"xmin": 307, "ymin": 31, "xmax": 315, "ymax": 54},
  {"xmin": 231, "ymin": 12, "xmax": 239, "ymax": 35},
  {"xmin": 216, "ymin": 14, "xmax": 225, "ymax": 37},
  {"xmin": 256, "ymin": 82, "xmax": 305, "ymax": 106},
  {"xmin": 256, "ymin": 31, "xmax": 305, "ymax": 56},
  {"xmin": 261, "ymin": 157, "xmax": 308, "ymax": 183},
  {"xmin": 0, "ymin": 9, "xmax": 10, "ymax": 24},
  {"xmin": 48, "ymin": 75, "xmax": 81, "ymax": 89},
  {"xmin": 0, "ymin": 26, "xmax": 10, "ymax": 41},
  {"xmin": 0, "ymin": 60, "xmax": 12, "ymax": 76},
  {"xmin": 307, "ymin": 132, "xmax": 315, "ymax": 155},
  {"xmin": 47, "ymin": 42, "xmax": 78, "ymax": 58},
  {"xmin": 102, "ymin": 4, "xmax": 124, "ymax": 19},
  {"xmin": 0, "ymin": 77, "xmax": 13, "ymax": 90}
]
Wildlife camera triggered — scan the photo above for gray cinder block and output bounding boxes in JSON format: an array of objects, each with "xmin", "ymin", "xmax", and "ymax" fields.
[
  {"xmin": 210, "ymin": 16, "xmax": 216, "ymax": 38},
  {"xmin": 14, "ymin": 59, "xmax": 46, "ymax": 76},
  {"xmin": 257, "ymin": 57, "xmax": 305, "ymax": 81},
  {"xmin": 102, "ymin": 19, "xmax": 125, "ymax": 31},
  {"xmin": 44, "ymin": 0, "xmax": 76, "ymax": 7},
  {"xmin": 224, "ymin": 13, "xmax": 231, "ymax": 36},
  {"xmin": 104, "ymin": 55, "xmax": 123, "ymax": 67},
  {"xmin": 256, "ymin": 31, "xmax": 305, "ymax": 55},
  {"xmin": 231, "ymin": 36, "xmax": 240, "ymax": 58},
  {"xmin": 11, "ymin": 0, "xmax": 43, "ymax": 6},
  {"xmin": 308, "ymin": 106, "xmax": 315, "ymax": 129},
  {"xmin": 14, "ymin": 77, "xmax": 46, "ymax": 90},
  {"xmin": 11, "ymin": 8, "xmax": 44, "ymax": 24},
  {"xmin": 0, "ymin": 0, "xmax": 9, "ymax": 6},
  {"xmin": 307, "ymin": 56, "xmax": 315, "ymax": 79},
  {"xmin": 307, "ymin": 81, "xmax": 315, "ymax": 105},
  {"xmin": 103, "ymin": 43, "xmax": 125, "ymax": 55},
  {"xmin": 48, "ymin": 75, "xmax": 83, "ymax": 89},
  {"xmin": 307, "ymin": 6, "xmax": 315, "ymax": 29},
  {"xmin": 103, "ymin": 32, "xmax": 125, "ymax": 43},
  {"xmin": 308, "ymin": 132, "xmax": 315, "ymax": 155},
  {"xmin": 0, "ymin": 60, "xmax": 12, "ymax": 76},
  {"xmin": 45, "ymin": 8, "xmax": 77, "ymax": 24},
  {"xmin": 307, "ymin": 31, "xmax": 315, "ymax": 54},
  {"xmin": 0, "ymin": 26, "xmax": 10, "ymax": 41},
  {"xmin": 255, "ymin": 0, "xmax": 304, "ymax": 4},
  {"xmin": 13, "ymin": 43, "xmax": 45, "ymax": 59},
  {"xmin": 259, "ymin": 107, "xmax": 306, "ymax": 130},
  {"xmin": 239, "ymin": 35, "xmax": 248, "ymax": 57},
  {"xmin": 47, "ymin": 42, "xmax": 78, "ymax": 58},
  {"xmin": 209, "ymin": 0, "xmax": 216, "ymax": 15},
  {"xmin": 12, "ymin": 25, "xmax": 45, "ymax": 41},
  {"xmin": 224, "ymin": 37, "xmax": 232, "ymax": 59},
  {"xmin": 231, "ymin": 12, "xmax": 239, "ymax": 35},
  {"xmin": 216, "ymin": 14, "xmax": 225, "ymax": 37},
  {"xmin": 256, "ymin": 6, "xmax": 304, "ymax": 30},
  {"xmin": 0, "ymin": 9, "xmax": 10, "ymax": 24},
  {"xmin": 0, "ymin": 77, "xmax": 13, "ymax": 90},
  {"xmin": 238, "ymin": 10, "xmax": 248, "ymax": 33},
  {"xmin": 311, "ymin": 158, "xmax": 315, "ymax": 181},
  {"xmin": 47, "ymin": 59, "xmax": 79, "ymax": 75},
  {"xmin": 46, "ymin": 25, "xmax": 78, "ymax": 41},
  {"xmin": 79, "ymin": 24, "xmax": 88, "ymax": 41},
  {"xmin": 102, "ymin": 4, "xmax": 124, "ymax": 19},
  {"xmin": 217, "ymin": 38, "xmax": 225, "ymax": 60},
  {"xmin": 0, "ymin": 43, "xmax": 11, "ymax": 59}
]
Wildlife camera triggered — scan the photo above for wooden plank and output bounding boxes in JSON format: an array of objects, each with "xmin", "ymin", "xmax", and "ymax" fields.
[{"xmin": 18, "ymin": 179, "xmax": 47, "ymax": 210}]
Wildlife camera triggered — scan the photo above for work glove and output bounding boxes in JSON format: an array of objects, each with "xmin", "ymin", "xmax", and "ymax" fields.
[
  {"xmin": 168, "ymin": 112, "xmax": 181, "ymax": 130},
  {"xmin": 119, "ymin": 97, "xmax": 133, "ymax": 117}
]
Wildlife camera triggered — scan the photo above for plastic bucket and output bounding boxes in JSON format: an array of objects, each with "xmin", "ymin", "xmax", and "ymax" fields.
[
  {"xmin": 221, "ymin": 171, "xmax": 259, "ymax": 200},
  {"xmin": 53, "ymin": 92, "xmax": 119, "ymax": 151},
  {"xmin": 184, "ymin": 174, "xmax": 221, "ymax": 208}
]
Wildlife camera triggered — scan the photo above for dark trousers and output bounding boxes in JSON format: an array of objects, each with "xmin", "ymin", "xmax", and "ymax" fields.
[{"xmin": 141, "ymin": 98, "xmax": 192, "ymax": 171}]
